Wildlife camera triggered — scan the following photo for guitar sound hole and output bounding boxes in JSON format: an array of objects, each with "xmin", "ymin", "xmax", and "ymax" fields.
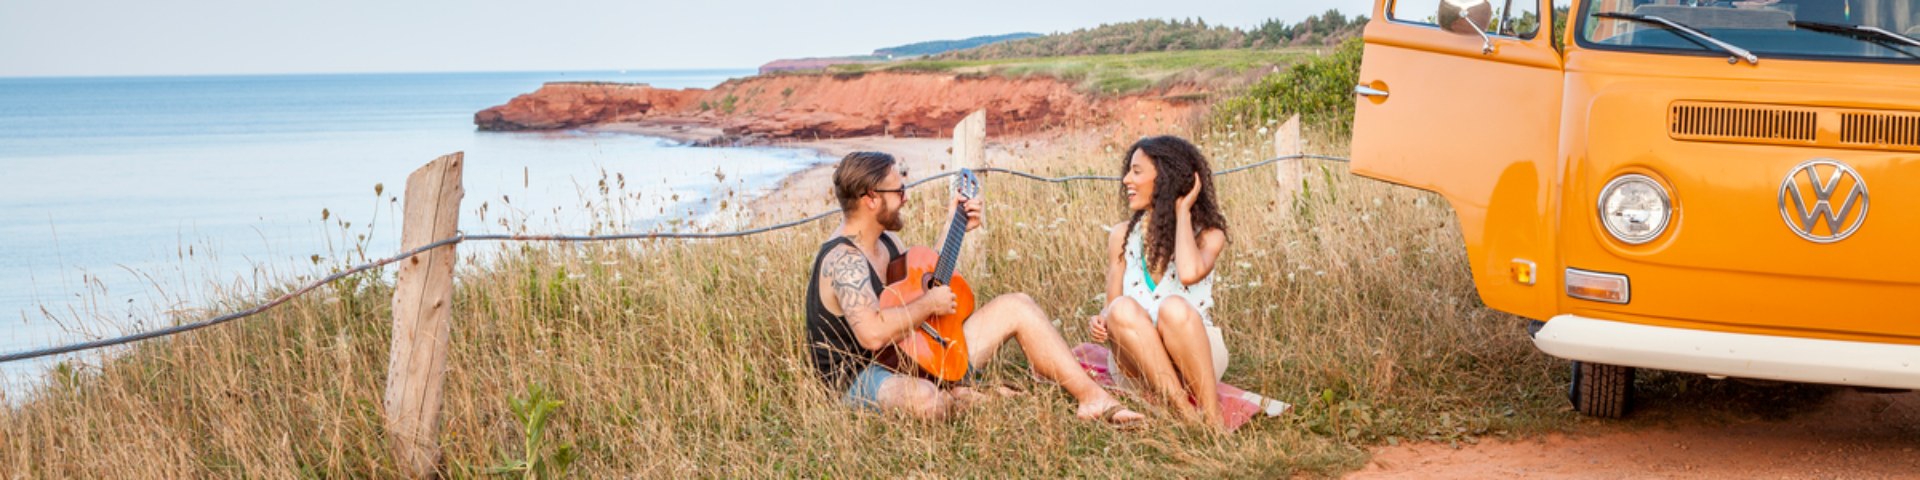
[{"xmin": 920, "ymin": 272, "xmax": 935, "ymax": 289}]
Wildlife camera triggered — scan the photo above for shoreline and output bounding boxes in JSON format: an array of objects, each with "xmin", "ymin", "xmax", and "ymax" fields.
[
  {"xmin": 590, "ymin": 121, "xmax": 971, "ymax": 224},
  {"xmin": 592, "ymin": 117, "xmax": 1127, "ymax": 229}
]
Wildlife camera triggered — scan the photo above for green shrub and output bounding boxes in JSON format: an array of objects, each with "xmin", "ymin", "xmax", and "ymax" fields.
[{"xmin": 1211, "ymin": 37, "xmax": 1362, "ymax": 134}]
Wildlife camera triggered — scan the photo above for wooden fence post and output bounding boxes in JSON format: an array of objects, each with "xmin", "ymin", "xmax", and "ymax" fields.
[
  {"xmin": 952, "ymin": 110, "xmax": 988, "ymax": 277},
  {"xmin": 384, "ymin": 152, "xmax": 464, "ymax": 478},
  {"xmin": 1273, "ymin": 115, "xmax": 1305, "ymax": 207}
]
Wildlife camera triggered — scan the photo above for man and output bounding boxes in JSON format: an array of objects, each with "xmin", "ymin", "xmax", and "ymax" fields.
[{"xmin": 803, "ymin": 151, "xmax": 1143, "ymax": 425}]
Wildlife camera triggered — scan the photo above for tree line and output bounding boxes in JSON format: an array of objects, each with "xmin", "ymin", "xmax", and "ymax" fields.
[{"xmin": 937, "ymin": 11, "xmax": 1367, "ymax": 60}]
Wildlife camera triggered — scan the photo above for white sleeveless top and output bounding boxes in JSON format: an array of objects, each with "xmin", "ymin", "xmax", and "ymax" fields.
[{"xmin": 1121, "ymin": 225, "xmax": 1216, "ymax": 326}]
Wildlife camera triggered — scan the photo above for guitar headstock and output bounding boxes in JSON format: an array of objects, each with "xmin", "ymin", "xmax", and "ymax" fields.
[{"xmin": 953, "ymin": 168, "xmax": 980, "ymax": 201}]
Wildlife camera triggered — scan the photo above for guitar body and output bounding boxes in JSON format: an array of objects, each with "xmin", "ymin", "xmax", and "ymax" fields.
[{"xmin": 879, "ymin": 248, "xmax": 975, "ymax": 384}]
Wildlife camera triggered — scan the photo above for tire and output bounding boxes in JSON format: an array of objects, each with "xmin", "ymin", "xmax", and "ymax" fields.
[{"xmin": 1568, "ymin": 361, "xmax": 1634, "ymax": 418}]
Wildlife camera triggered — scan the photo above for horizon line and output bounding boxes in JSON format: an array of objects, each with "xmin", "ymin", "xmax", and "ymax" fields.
[{"xmin": 0, "ymin": 66, "xmax": 762, "ymax": 81}]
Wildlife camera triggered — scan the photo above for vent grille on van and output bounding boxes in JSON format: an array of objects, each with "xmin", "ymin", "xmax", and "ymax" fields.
[
  {"xmin": 1670, "ymin": 103, "xmax": 1817, "ymax": 143},
  {"xmin": 1840, "ymin": 112, "xmax": 1920, "ymax": 149}
]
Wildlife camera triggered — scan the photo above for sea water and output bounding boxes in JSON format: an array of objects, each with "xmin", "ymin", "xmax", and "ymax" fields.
[{"xmin": 0, "ymin": 70, "xmax": 828, "ymax": 399}]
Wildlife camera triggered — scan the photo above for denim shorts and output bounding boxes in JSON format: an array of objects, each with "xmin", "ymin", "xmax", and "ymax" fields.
[{"xmin": 841, "ymin": 363, "xmax": 895, "ymax": 411}]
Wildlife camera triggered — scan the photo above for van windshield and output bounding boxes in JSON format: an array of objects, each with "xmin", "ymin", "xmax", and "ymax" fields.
[{"xmin": 1581, "ymin": 0, "xmax": 1920, "ymax": 62}]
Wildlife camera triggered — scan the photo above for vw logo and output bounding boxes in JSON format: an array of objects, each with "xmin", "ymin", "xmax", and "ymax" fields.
[{"xmin": 1778, "ymin": 159, "xmax": 1869, "ymax": 243}]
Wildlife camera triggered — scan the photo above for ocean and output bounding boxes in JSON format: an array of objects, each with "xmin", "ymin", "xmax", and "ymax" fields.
[{"xmin": 0, "ymin": 70, "xmax": 828, "ymax": 399}]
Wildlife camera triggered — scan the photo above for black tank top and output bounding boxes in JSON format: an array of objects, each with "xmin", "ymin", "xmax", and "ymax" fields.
[{"xmin": 804, "ymin": 235, "xmax": 901, "ymax": 391}]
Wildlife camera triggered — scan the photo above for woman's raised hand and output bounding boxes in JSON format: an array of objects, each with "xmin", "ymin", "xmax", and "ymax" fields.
[
  {"xmin": 1088, "ymin": 313, "xmax": 1110, "ymax": 343},
  {"xmin": 1178, "ymin": 172, "xmax": 1202, "ymax": 212}
]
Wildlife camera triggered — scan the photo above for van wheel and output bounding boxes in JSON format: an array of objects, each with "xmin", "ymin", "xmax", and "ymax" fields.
[{"xmin": 1568, "ymin": 361, "xmax": 1634, "ymax": 418}]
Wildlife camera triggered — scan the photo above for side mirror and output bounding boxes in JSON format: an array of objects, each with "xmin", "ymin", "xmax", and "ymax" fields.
[{"xmin": 1439, "ymin": 0, "xmax": 1496, "ymax": 54}]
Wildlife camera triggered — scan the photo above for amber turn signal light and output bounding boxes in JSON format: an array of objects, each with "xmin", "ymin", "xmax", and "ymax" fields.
[{"xmin": 1565, "ymin": 268, "xmax": 1630, "ymax": 304}]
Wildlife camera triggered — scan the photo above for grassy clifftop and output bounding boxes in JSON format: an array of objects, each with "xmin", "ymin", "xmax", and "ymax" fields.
[
  {"xmin": 937, "ymin": 14, "xmax": 1366, "ymax": 61},
  {"xmin": 829, "ymin": 48, "xmax": 1319, "ymax": 96},
  {"xmin": 0, "ymin": 118, "xmax": 1582, "ymax": 476},
  {"xmin": 798, "ymin": 12, "xmax": 1368, "ymax": 96}
]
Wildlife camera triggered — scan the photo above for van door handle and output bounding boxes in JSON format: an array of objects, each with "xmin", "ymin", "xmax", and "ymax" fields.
[{"xmin": 1354, "ymin": 84, "xmax": 1389, "ymax": 99}]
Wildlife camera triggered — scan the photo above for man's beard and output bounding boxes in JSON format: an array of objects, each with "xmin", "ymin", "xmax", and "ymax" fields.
[{"xmin": 878, "ymin": 205, "xmax": 904, "ymax": 231}]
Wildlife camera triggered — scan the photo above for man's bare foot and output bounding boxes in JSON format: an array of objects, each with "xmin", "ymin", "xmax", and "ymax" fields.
[{"xmin": 1076, "ymin": 397, "xmax": 1146, "ymax": 428}]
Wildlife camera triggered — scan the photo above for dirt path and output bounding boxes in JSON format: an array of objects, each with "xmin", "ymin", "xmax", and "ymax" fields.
[{"xmin": 1353, "ymin": 388, "xmax": 1920, "ymax": 479}]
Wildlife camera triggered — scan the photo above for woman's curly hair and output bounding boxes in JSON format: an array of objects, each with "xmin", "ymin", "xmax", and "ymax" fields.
[{"xmin": 1120, "ymin": 135, "xmax": 1228, "ymax": 279}]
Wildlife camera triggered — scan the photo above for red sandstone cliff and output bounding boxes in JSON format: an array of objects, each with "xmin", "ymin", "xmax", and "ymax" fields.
[
  {"xmin": 474, "ymin": 82, "xmax": 704, "ymax": 131},
  {"xmin": 475, "ymin": 73, "xmax": 1206, "ymax": 139}
]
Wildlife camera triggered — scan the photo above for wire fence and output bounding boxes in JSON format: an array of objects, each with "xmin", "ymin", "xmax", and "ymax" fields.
[{"xmin": 0, "ymin": 153, "xmax": 1349, "ymax": 364}]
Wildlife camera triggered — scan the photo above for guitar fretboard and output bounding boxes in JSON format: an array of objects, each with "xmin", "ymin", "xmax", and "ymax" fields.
[{"xmin": 932, "ymin": 204, "xmax": 967, "ymax": 284}]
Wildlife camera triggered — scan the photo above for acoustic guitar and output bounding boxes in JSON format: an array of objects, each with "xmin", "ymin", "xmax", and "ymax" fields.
[{"xmin": 878, "ymin": 169, "xmax": 980, "ymax": 384}]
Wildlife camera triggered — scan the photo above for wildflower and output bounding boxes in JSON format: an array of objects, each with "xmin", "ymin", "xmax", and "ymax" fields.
[{"xmin": 1006, "ymin": 249, "xmax": 1021, "ymax": 260}]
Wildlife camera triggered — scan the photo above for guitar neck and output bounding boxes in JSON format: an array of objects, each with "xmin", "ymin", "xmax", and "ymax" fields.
[{"xmin": 932, "ymin": 203, "xmax": 968, "ymax": 284}]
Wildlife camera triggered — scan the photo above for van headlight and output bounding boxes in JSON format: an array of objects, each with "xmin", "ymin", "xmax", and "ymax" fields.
[{"xmin": 1597, "ymin": 174, "xmax": 1671, "ymax": 245}]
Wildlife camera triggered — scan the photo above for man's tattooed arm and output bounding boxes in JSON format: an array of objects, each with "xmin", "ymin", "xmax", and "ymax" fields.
[
  {"xmin": 826, "ymin": 246, "xmax": 877, "ymax": 315},
  {"xmin": 824, "ymin": 244, "xmax": 907, "ymax": 350}
]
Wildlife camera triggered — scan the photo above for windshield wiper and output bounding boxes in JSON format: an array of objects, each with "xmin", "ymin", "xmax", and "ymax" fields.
[
  {"xmin": 1596, "ymin": 12, "xmax": 1761, "ymax": 65},
  {"xmin": 1791, "ymin": 20, "xmax": 1920, "ymax": 58}
]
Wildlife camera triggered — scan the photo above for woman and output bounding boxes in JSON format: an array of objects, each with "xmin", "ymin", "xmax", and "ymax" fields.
[{"xmin": 1087, "ymin": 135, "xmax": 1231, "ymax": 427}]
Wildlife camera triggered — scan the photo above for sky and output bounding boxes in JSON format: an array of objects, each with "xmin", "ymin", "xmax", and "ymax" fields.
[{"xmin": 0, "ymin": 0, "xmax": 1375, "ymax": 77}]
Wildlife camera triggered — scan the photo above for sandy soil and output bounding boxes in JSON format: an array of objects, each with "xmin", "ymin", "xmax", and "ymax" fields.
[
  {"xmin": 1353, "ymin": 389, "xmax": 1920, "ymax": 479},
  {"xmin": 589, "ymin": 120, "xmax": 726, "ymax": 144},
  {"xmin": 738, "ymin": 135, "xmax": 961, "ymax": 223}
]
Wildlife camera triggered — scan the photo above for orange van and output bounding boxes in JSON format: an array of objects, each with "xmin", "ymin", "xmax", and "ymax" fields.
[{"xmin": 1351, "ymin": 0, "xmax": 1920, "ymax": 417}]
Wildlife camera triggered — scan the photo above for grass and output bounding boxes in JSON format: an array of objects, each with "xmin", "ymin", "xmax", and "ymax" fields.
[
  {"xmin": 827, "ymin": 48, "xmax": 1323, "ymax": 96},
  {"xmin": 0, "ymin": 122, "xmax": 1582, "ymax": 477}
]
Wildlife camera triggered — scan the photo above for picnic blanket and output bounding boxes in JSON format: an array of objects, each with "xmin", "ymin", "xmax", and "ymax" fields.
[{"xmin": 1072, "ymin": 342, "xmax": 1290, "ymax": 432}]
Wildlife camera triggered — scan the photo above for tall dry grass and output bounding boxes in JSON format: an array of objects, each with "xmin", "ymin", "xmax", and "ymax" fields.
[{"xmin": 0, "ymin": 125, "xmax": 1575, "ymax": 478}]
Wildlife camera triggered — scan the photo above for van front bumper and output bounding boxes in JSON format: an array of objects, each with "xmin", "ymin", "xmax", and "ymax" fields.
[{"xmin": 1532, "ymin": 314, "xmax": 1920, "ymax": 389}]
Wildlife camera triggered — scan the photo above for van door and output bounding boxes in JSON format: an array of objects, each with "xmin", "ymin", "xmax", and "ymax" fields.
[{"xmin": 1350, "ymin": 0, "xmax": 1565, "ymax": 320}]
